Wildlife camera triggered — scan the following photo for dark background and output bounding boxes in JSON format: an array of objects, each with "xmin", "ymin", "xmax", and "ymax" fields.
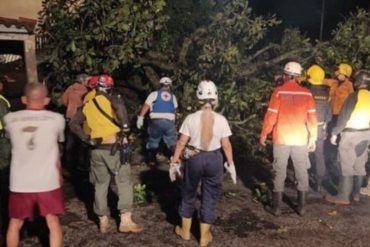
[{"xmin": 249, "ymin": 0, "xmax": 370, "ymax": 40}]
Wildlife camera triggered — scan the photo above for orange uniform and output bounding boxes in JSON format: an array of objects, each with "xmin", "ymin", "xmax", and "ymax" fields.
[
  {"xmin": 324, "ymin": 78, "xmax": 354, "ymax": 115},
  {"xmin": 62, "ymin": 83, "xmax": 88, "ymax": 119},
  {"xmin": 260, "ymin": 81, "xmax": 318, "ymax": 145}
]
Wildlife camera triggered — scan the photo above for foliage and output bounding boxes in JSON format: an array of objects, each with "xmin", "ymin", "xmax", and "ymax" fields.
[
  {"xmin": 133, "ymin": 183, "xmax": 148, "ymax": 206},
  {"xmin": 316, "ymin": 8, "xmax": 370, "ymax": 73},
  {"xmin": 38, "ymin": 1, "xmax": 370, "ymax": 184},
  {"xmin": 38, "ymin": 0, "xmax": 315, "ymax": 168},
  {"xmin": 253, "ymin": 182, "xmax": 271, "ymax": 205},
  {"xmin": 39, "ymin": 0, "xmax": 168, "ymax": 85}
]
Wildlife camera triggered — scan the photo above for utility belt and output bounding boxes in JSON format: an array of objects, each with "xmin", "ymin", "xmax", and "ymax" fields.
[
  {"xmin": 343, "ymin": 128, "xmax": 370, "ymax": 132},
  {"xmin": 182, "ymin": 146, "xmax": 220, "ymax": 160},
  {"xmin": 95, "ymin": 137, "xmax": 132, "ymax": 166}
]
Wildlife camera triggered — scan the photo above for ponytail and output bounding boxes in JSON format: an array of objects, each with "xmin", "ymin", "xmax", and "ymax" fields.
[{"xmin": 200, "ymin": 103, "xmax": 214, "ymax": 150}]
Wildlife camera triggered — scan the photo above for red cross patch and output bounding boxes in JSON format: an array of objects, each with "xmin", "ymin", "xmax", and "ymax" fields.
[{"xmin": 161, "ymin": 91, "xmax": 171, "ymax": 101}]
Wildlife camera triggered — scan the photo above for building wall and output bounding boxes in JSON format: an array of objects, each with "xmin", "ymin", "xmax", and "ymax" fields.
[{"xmin": 0, "ymin": 0, "xmax": 42, "ymax": 20}]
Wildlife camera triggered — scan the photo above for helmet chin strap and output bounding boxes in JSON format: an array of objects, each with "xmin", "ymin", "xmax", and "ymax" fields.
[{"xmin": 98, "ymin": 86, "xmax": 112, "ymax": 94}]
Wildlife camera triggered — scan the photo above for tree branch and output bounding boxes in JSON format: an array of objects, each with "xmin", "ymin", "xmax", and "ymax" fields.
[
  {"xmin": 238, "ymin": 47, "xmax": 313, "ymax": 77},
  {"xmin": 245, "ymin": 43, "xmax": 279, "ymax": 62},
  {"xmin": 139, "ymin": 56, "xmax": 175, "ymax": 71},
  {"xmin": 143, "ymin": 66, "xmax": 160, "ymax": 88},
  {"xmin": 229, "ymin": 114, "xmax": 256, "ymax": 125}
]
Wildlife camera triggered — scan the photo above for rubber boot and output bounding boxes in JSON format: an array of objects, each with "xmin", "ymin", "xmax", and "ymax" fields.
[
  {"xmin": 266, "ymin": 192, "xmax": 282, "ymax": 216},
  {"xmin": 175, "ymin": 217, "xmax": 192, "ymax": 240},
  {"xmin": 99, "ymin": 215, "xmax": 109, "ymax": 233},
  {"xmin": 297, "ymin": 191, "xmax": 306, "ymax": 216},
  {"xmin": 147, "ymin": 149, "xmax": 158, "ymax": 168},
  {"xmin": 352, "ymin": 176, "xmax": 365, "ymax": 202},
  {"xmin": 325, "ymin": 176, "xmax": 353, "ymax": 205},
  {"xmin": 119, "ymin": 212, "xmax": 144, "ymax": 233},
  {"xmin": 199, "ymin": 223, "xmax": 213, "ymax": 247}
]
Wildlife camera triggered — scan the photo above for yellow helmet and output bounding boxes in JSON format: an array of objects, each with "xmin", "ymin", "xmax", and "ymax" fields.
[
  {"xmin": 307, "ymin": 65, "xmax": 325, "ymax": 85},
  {"xmin": 337, "ymin": 63, "xmax": 352, "ymax": 77}
]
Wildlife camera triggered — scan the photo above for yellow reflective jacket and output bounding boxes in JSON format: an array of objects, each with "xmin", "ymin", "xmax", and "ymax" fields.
[
  {"xmin": 82, "ymin": 94, "xmax": 120, "ymax": 140},
  {"xmin": 83, "ymin": 89, "xmax": 96, "ymax": 104},
  {"xmin": 345, "ymin": 90, "xmax": 370, "ymax": 129},
  {"xmin": 82, "ymin": 89, "xmax": 96, "ymax": 134}
]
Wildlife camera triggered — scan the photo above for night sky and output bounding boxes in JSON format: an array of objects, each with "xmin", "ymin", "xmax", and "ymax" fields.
[{"xmin": 249, "ymin": 0, "xmax": 370, "ymax": 40}]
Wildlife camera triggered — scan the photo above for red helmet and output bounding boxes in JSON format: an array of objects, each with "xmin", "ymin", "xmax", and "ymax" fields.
[
  {"xmin": 88, "ymin": 76, "xmax": 100, "ymax": 89},
  {"xmin": 97, "ymin": 74, "xmax": 114, "ymax": 88}
]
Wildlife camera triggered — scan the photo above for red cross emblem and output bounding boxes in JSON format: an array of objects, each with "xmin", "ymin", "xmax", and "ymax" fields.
[{"xmin": 161, "ymin": 92, "xmax": 171, "ymax": 101}]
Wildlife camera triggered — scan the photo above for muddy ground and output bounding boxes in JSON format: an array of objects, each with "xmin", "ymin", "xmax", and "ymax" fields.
[{"xmin": 4, "ymin": 152, "xmax": 370, "ymax": 247}]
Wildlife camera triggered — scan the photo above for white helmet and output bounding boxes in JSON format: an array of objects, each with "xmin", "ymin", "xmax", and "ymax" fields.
[
  {"xmin": 196, "ymin": 80, "xmax": 218, "ymax": 101},
  {"xmin": 159, "ymin": 77, "xmax": 172, "ymax": 85},
  {"xmin": 283, "ymin": 61, "xmax": 303, "ymax": 76}
]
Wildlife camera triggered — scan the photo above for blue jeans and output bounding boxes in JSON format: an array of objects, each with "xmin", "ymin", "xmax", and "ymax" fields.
[
  {"xmin": 146, "ymin": 119, "xmax": 176, "ymax": 150},
  {"xmin": 179, "ymin": 150, "xmax": 223, "ymax": 224}
]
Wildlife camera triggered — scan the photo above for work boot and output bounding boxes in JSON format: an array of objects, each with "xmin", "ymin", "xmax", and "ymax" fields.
[
  {"xmin": 266, "ymin": 192, "xmax": 282, "ymax": 216},
  {"xmin": 297, "ymin": 191, "xmax": 306, "ymax": 216},
  {"xmin": 119, "ymin": 212, "xmax": 144, "ymax": 233},
  {"xmin": 175, "ymin": 217, "xmax": 192, "ymax": 240},
  {"xmin": 147, "ymin": 149, "xmax": 158, "ymax": 168},
  {"xmin": 325, "ymin": 176, "xmax": 353, "ymax": 205},
  {"xmin": 352, "ymin": 176, "xmax": 365, "ymax": 202},
  {"xmin": 99, "ymin": 215, "xmax": 109, "ymax": 233},
  {"xmin": 199, "ymin": 223, "xmax": 213, "ymax": 247}
]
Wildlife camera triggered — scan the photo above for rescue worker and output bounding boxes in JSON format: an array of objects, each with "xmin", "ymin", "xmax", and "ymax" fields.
[
  {"xmin": 80, "ymin": 75, "xmax": 100, "ymax": 136},
  {"xmin": 324, "ymin": 63, "xmax": 354, "ymax": 120},
  {"xmin": 306, "ymin": 65, "xmax": 332, "ymax": 193},
  {"xmin": 0, "ymin": 81, "xmax": 11, "ymax": 236},
  {"xmin": 136, "ymin": 77, "xmax": 178, "ymax": 167},
  {"xmin": 62, "ymin": 74, "xmax": 89, "ymax": 172},
  {"xmin": 62, "ymin": 74, "xmax": 89, "ymax": 121},
  {"xmin": 324, "ymin": 64, "xmax": 354, "ymax": 181},
  {"xmin": 325, "ymin": 70, "xmax": 370, "ymax": 205},
  {"xmin": 69, "ymin": 75, "xmax": 143, "ymax": 234},
  {"xmin": 171, "ymin": 80, "xmax": 235, "ymax": 247},
  {"xmin": 260, "ymin": 61, "xmax": 318, "ymax": 216}
]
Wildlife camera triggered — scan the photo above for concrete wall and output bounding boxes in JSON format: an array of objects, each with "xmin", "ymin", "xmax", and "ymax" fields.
[{"xmin": 0, "ymin": 0, "xmax": 42, "ymax": 19}]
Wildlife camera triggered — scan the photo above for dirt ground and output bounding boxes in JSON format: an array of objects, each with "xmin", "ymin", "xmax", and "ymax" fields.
[{"xmin": 5, "ymin": 152, "xmax": 370, "ymax": 247}]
